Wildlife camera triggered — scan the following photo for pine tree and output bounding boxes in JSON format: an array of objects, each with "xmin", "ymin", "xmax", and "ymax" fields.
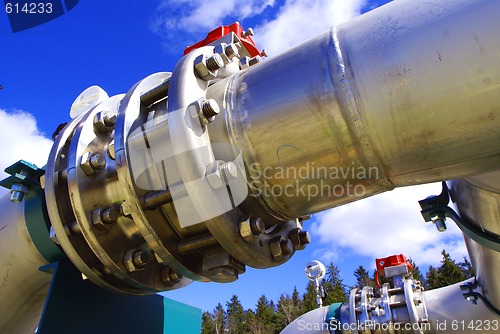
[
  {"xmin": 226, "ymin": 295, "xmax": 248, "ymax": 333},
  {"xmin": 408, "ymin": 258, "xmax": 425, "ymax": 284},
  {"xmin": 276, "ymin": 291, "xmax": 302, "ymax": 330},
  {"xmin": 212, "ymin": 303, "xmax": 226, "ymax": 334},
  {"xmin": 425, "ymin": 250, "xmax": 468, "ymax": 289},
  {"xmin": 302, "ymin": 280, "xmax": 319, "ymax": 313},
  {"xmin": 323, "ymin": 263, "xmax": 347, "ymax": 304},
  {"xmin": 353, "ymin": 266, "xmax": 374, "ymax": 290},
  {"xmin": 255, "ymin": 295, "xmax": 277, "ymax": 333},
  {"xmin": 201, "ymin": 311, "xmax": 215, "ymax": 334},
  {"xmin": 459, "ymin": 256, "xmax": 475, "ymax": 278}
]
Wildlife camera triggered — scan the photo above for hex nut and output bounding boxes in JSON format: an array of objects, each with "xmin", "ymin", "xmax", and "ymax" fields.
[
  {"xmin": 80, "ymin": 152, "xmax": 106, "ymax": 176},
  {"xmin": 270, "ymin": 237, "xmax": 293, "ymax": 262},
  {"xmin": 9, "ymin": 183, "xmax": 29, "ymax": 203},
  {"xmin": 206, "ymin": 161, "xmax": 224, "ymax": 189},
  {"xmin": 94, "ymin": 111, "xmax": 116, "ymax": 133},
  {"xmin": 124, "ymin": 249, "xmax": 149, "ymax": 272},
  {"xmin": 120, "ymin": 201, "xmax": 132, "ymax": 218},
  {"xmin": 194, "ymin": 54, "xmax": 223, "ymax": 80},
  {"xmin": 161, "ymin": 267, "xmax": 182, "ymax": 286},
  {"xmin": 92, "ymin": 207, "xmax": 118, "ymax": 231},
  {"xmin": 214, "ymin": 43, "xmax": 239, "ymax": 65},
  {"xmin": 206, "ymin": 266, "xmax": 238, "ymax": 283},
  {"xmin": 288, "ymin": 228, "xmax": 311, "ymax": 250}
]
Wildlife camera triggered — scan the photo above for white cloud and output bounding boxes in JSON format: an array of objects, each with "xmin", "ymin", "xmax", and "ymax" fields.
[
  {"xmin": 310, "ymin": 183, "xmax": 469, "ymax": 267},
  {"xmin": 151, "ymin": 0, "xmax": 366, "ymax": 56},
  {"xmin": 254, "ymin": 0, "xmax": 366, "ymax": 56},
  {"xmin": 0, "ymin": 109, "xmax": 53, "ymax": 196}
]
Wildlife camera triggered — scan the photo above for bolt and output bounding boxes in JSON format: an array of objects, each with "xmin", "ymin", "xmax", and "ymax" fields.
[
  {"xmin": 431, "ymin": 214, "xmax": 447, "ymax": 232},
  {"xmin": 161, "ymin": 266, "xmax": 182, "ymax": 286},
  {"xmin": 242, "ymin": 27, "xmax": 254, "ymax": 38},
  {"xmin": 120, "ymin": 201, "xmax": 132, "ymax": 218},
  {"xmin": 194, "ymin": 54, "xmax": 224, "ymax": 80},
  {"xmin": 93, "ymin": 111, "xmax": 117, "ymax": 133},
  {"xmin": 92, "ymin": 207, "xmax": 119, "ymax": 230},
  {"xmin": 142, "ymin": 183, "xmax": 188, "ymax": 210},
  {"xmin": 107, "ymin": 140, "xmax": 115, "ymax": 160},
  {"xmin": 177, "ymin": 234, "xmax": 218, "ymax": 255},
  {"xmin": 249, "ymin": 55, "xmax": 262, "ymax": 66},
  {"xmin": 240, "ymin": 55, "xmax": 261, "ymax": 69},
  {"xmin": 206, "ymin": 161, "xmax": 238, "ymax": 189},
  {"xmin": 288, "ymin": 228, "xmax": 311, "ymax": 250},
  {"xmin": 207, "ymin": 267, "xmax": 238, "ymax": 283},
  {"xmin": 250, "ymin": 217, "xmax": 265, "ymax": 235},
  {"xmin": 225, "ymin": 43, "xmax": 239, "ymax": 59},
  {"xmin": 128, "ymin": 121, "xmax": 170, "ymax": 149},
  {"xmin": 201, "ymin": 99, "xmax": 220, "ymax": 118},
  {"xmin": 80, "ymin": 152, "xmax": 106, "ymax": 176},
  {"xmin": 270, "ymin": 237, "xmax": 293, "ymax": 262},
  {"xmin": 140, "ymin": 79, "xmax": 170, "ymax": 107},
  {"xmin": 240, "ymin": 217, "xmax": 265, "ymax": 241},
  {"xmin": 260, "ymin": 49, "xmax": 268, "ymax": 58},
  {"xmin": 9, "ymin": 183, "xmax": 29, "ymax": 203},
  {"xmin": 124, "ymin": 249, "xmax": 149, "ymax": 272}
]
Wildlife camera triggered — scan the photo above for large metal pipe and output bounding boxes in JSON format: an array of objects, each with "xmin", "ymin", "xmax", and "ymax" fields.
[
  {"xmin": 213, "ymin": 0, "xmax": 500, "ymax": 220},
  {"xmin": 0, "ymin": 195, "xmax": 50, "ymax": 333}
]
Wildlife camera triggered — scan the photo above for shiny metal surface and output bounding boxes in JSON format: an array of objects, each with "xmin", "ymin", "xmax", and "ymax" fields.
[
  {"xmin": 216, "ymin": 0, "xmax": 500, "ymax": 220},
  {"xmin": 0, "ymin": 195, "xmax": 50, "ymax": 333},
  {"xmin": 449, "ymin": 173, "xmax": 500, "ymax": 310}
]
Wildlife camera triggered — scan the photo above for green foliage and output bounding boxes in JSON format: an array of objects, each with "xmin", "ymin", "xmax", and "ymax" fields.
[
  {"xmin": 226, "ymin": 295, "xmax": 248, "ymax": 334},
  {"xmin": 425, "ymin": 250, "xmax": 471, "ymax": 290}
]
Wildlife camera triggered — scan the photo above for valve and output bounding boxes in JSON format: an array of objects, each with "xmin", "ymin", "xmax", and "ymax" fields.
[{"xmin": 375, "ymin": 254, "xmax": 413, "ymax": 288}]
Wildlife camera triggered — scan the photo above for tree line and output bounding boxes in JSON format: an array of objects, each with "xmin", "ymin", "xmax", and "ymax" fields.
[{"xmin": 201, "ymin": 250, "xmax": 474, "ymax": 333}]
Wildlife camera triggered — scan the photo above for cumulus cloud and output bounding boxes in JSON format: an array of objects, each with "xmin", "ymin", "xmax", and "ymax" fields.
[
  {"xmin": 151, "ymin": 0, "xmax": 366, "ymax": 56},
  {"xmin": 254, "ymin": 0, "xmax": 366, "ymax": 56},
  {"xmin": 0, "ymin": 109, "xmax": 53, "ymax": 196},
  {"xmin": 310, "ymin": 183, "xmax": 469, "ymax": 267}
]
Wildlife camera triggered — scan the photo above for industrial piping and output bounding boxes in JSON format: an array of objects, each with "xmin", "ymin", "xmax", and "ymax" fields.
[{"xmin": 0, "ymin": 0, "xmax": 499, "ymax": 332}]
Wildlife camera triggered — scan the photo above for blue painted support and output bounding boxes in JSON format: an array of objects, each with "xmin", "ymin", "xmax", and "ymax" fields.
[{"xmin": 38, "ymin": 262, "xmax": 201, "ymax": 334}]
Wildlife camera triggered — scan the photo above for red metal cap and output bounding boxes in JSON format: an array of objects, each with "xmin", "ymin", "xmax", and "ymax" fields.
[
  {"xmin": 184, "ymin": 22, "xmax": 261, "ymax": 57},
  {"xmin": 376, "ymin": 254, "xmax": 413, "ymax": 276}
]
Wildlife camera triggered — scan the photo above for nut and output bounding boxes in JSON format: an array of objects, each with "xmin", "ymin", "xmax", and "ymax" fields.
[
  {"xmin": 214, "ymin": 43, "xmax": 240, "ymax": 64},
  {"xmin": 9, "ymin": 183, "xmax": 29, "ymax": 203},
  {"xmin": 240, "ymin": 217, "xmax": 265, "ymax": 241},
  {"xmin": 80, "ymin": 152, "xmax": 106, "ymax": 176},
  {"xmin": 194, "ymin": 54, "xmax": 224, "ymax": 80},
  {"xmin": 124, "ymin": 249, "xmax": 150, "ymax": 272},
  {"xmin": 93, "ymin": 111, "xmax": 117, "ymax": 133},
  {"xmin": 288, "ymin": 228, "xmax": 311, "ymax": 250},
  {"xmin": 120, "ymin": 201, "xmax": 132, "ymax": 218},
  {"xmin": 107, "ymin": 140, "xmax": 115, "ymax": 160},
  {"xmin": 206, "ymin": 267, "xmax": 238, "ymax": 283},
  {"xmin": 92, "ymin": 207, "xmax": 118, "ymax": 231},
  {"xmin": 161, "ymin": 267, "xmax": 182, "ymax": 286},
  {"xmin": 206, "ymin": 161, "xmax": 237, "ymax": 189},
  {"xmin": 270, "ymin": 237, "xmax": 293, "ymax": 262}
]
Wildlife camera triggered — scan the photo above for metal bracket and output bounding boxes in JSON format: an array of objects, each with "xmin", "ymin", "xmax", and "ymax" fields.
[
  {"xmin": 419, "ymin": 182, "xmax": 500, "ymax": 252},
  {"xmin": 0, "ymin": 160, "xmax": 45, "ymax": 203},
  {"xmin": 461, "ymin": 279, "xmax": 500, "ymax": 317}
]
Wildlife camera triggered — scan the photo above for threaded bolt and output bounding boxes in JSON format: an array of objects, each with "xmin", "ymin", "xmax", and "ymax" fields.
[
  {"xmin": 142, "ymin": 184, "xmax": 189, "ymax": 210},
  {"xmin": 220, "ymin": 161, "xmax": 237, "ymax": 180},
  {"xmin": 242, "ymin": 28, "xmax": 254, "ymax": 38},
  {"xmin": 206, "ymin": 54, "xmax": 224, "ymax": 72},
  {"xmin": 249, "ymin": 55, "xmax": 262, "ymax": 66},
  {"xmin": 177, "ymin": 234, "xmax": 218, "ymax": 255},
  {"xmin": 140, "ymin": 79, "xmax": 170, "ymax": 106},
  {"xmin": 132, "ymin": 251, "xmax": 149, "ymax": 268},
  {"xmin": 128, "ymin": 121, "xmax": 170, "ymax": 149},
  {"xmin": 250, "ymin": 217, "xmax": 265, "ymax": 235},
  {"xmin": 161, "ymin": 266, "xmax": 182, "ymax": 285},
  {"xmin": 201, "ymin": 99, "xmax": 220, "ymax": 118},
  {"xmin": 225, "ymin": 44, "xmax": 238, "ymax": 59}
]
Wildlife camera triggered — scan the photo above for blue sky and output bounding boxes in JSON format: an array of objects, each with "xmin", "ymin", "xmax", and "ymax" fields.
[{"xmin": 0, "ymin": 0, "xmax": 469, "ymax": 313}]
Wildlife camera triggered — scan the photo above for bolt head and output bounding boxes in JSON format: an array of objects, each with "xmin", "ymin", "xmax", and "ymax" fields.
[
  {"xmin": 206, "ymin": 267, "xmax": 238, "ymax": 283},
  {"xmin": 206, "ymin": 161, "xmax": 226, "ymax": 189}
]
